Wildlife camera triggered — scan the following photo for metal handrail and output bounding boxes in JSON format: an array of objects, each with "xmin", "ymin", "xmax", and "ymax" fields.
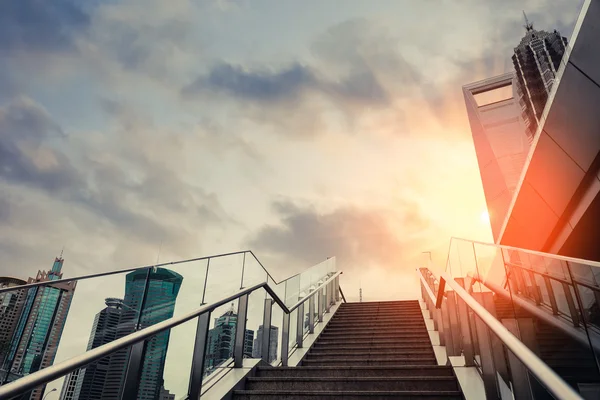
[
  {"xmin": 475, "ymin": 275, "xmax": 600, "ymax": 352},
  {"xmin": 449, "ymin": 236, "xmax": 600, "ymax": 270},
  {"xmin": 0, "ymin": 270, "xmax": 342, "ymax": 399},
  {"xmin": 506, "ymin": 261, "xmax": 600, "ymax": 294},
  {"xmin": 417, "ymin": 269, "xmax": 436, "ymax": 304},
  {"xmin": 439, "ymin": 272, "xmax": 583, "ymax": 400},
  {"xmin": 0, "ymin": 250, "xmax": 330, "ymax": 295}
]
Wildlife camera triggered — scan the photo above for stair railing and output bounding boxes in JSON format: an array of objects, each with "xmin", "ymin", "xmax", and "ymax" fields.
[
  {"xmin": 0, "ymin": 263, "xmax": 343, "ymax": 400},
  {"xmin": 418, "ymin": 267, "xmax": 583, "ymax": 400}
]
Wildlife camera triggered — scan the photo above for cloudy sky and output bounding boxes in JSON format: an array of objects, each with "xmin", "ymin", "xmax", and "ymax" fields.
[
  {"xmin": 0, "ymin": 0, "xmax": 586, "ymax": 395},
  {"xmin": 0, "ymin": 0, "xmax": 585, "ymax": 299}
]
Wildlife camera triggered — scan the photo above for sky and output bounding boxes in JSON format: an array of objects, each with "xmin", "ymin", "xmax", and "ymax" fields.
[{"xmin": 0, "ymin": 0, "xmax": 585, "ymax": 397}]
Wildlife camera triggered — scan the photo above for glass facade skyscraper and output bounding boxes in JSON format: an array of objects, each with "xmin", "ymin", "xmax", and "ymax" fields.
[
  {"xmin": 252, "ymin": 325, "xmax": 279, "ymax": 363},
  {"xmin": 0, "ymin": 277, "xmax": 27, "ymax": 366},
  {"xmin": 0, "ymin": 257, "xmax": 77, "ymax": 400},
  {"xmin": 100, "ymin": 268, "xmax": 183, "ymax": 400},
  {"xmin": 512, "ymin": 19, "xmax": 568, "ymax": 139},
  {"xmin": 204, "ymin": 308, "xmax": 254, "ymax": 375},
  {"xmin": 59, "ymin": 298, "xmax": 124, "ymax": 400}
]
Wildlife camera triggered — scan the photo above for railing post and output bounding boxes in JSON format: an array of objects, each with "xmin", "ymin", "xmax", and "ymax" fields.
[
  {"xmin": 334, "ymin": 276, "xmax": 340, "ymax": 302},
  {"xmin": 325, "ymin": 282, "xmax": 331, "ymax": 313},
  {"xmin": 471, "ymin": 293, "xmax": 501, "ymax": 400},
  {"xmin": 308, "ymin": 291, "xmax": 315, "ymax": 334},
  {"xmin": 296, "ymin": 302, "xmax": 304, "ymax": 348},
  {"xmin": 477, "ymin": 291, "xmax": 510, "ymax": 384},
  {"xmin": 441, "ymin": 300, "xmax": 454, "ymax": 354},
  {"xmin": 261, "ymin": 298, "xmax": 273, "ymax": 363},
  {"xmin": 234, "ymin": 294, "xmax": 249, "ymax": 368},
  {"xmin": 120, "ymin": 341, "xmax": 145, "ymax": 400},
  {"xmin": 562, "ymin": 282, "xmax": 580, "ymax": 327},
  {"xmin": 319, "ymin": 287, "xmax": 327, "ymax": 322},
  {"xmin": 528, "ymin": 270, "xmax": 542, "ymax": 305},
  {"xmin": 188, "ymin": 312, "xmax": 211, "ymax": 400},
  {"xmin": 502, "ymin": 319, "xmax": 533, "ymax": 400},
  {"xmin": 281, "ymin": 313, "xmax": 290, "ymax": 366},
  {"xmin": 455, "ymin": 278, "xmax": 475, "ymax": 366},
  {"xmin": 446, "ymin": 291, "xmax": 461, "ymax": 356},
  {"xmin": 322, "ymin": 286, "xmax": 328, "ymax": 316},
  {"xmin": 543, "ymin": 276, "xmax": 559, "ymax": 315}
]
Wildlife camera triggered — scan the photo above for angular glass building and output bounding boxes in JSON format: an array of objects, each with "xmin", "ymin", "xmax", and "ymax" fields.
[
  {"xmin": 100, "ymin": 268, "xmax": 182, "ymax": 400},
  {"xmin": 463, "ymin": 73, "xmax": 531, "ymax": 241}
]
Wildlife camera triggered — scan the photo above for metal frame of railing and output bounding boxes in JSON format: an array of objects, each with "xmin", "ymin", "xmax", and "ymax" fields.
[
  {"xmin": 418, "ymin": 267, "xmax": 583, "ymax": 400},
  {"xmin": 0, "ymin": 249, "xmax": 323, "ymax": 296},
  {"xmin": 0, "ymin": 270, "xmax": 344, "ymax": 400}
]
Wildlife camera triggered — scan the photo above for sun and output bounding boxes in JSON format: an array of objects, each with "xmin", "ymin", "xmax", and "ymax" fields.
[{"xmin": 480, "ymin": 210, "xmax": 490, "ymax": 224}]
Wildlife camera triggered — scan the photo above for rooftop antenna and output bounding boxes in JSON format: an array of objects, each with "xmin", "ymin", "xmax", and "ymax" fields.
[
  {"xmin": 59, "ymin": 246, "xmax": 64, "ymax": 259},
  {"xmin": 359, "ymin": 280, "xmax": 363, "ymax": 303},
  {"xmin": 155, "ymin": 240, "xmax": 163, "ymax": 265},
  {"xmin": 523, "ymin": 11, "xmax": 534, "ymax": 32}
]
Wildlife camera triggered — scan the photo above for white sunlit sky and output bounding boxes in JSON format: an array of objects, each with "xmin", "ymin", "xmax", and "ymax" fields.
[{"xmin": 0, "ymin": 0, "xmax": 585, "ymax": 397}]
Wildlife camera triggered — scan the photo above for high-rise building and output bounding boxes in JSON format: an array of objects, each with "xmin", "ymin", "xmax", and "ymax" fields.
[
  {"xmin": 100, "ymin": 268, "xmax": 183, "ymax": 400},
  {"xmin": 252, "ymin": 325, "xmax": 279, "ymax": 363},
  {"xmin": 463, "ymin": 73, "xmax": 531, "ymax": 241},
  {"xmin": 158, "ymin": 386, "xmax": 175, "ymax": 400},
  {"xmin": 204, "ymin": 307, "xmax": 254, "ymax": 375},
  {"xmin": 0, "ymin": 277, "xmax": 27, "ymax": 366},
  {"xmin": 0, "ymin": 256, "xmax": 77, "ymax": 400},
  {"xmin": 512, "ymin": 15, "xmax": 568, "ymax": 140},
  {"xmin": 59, "ymin": 368, "xmax": 82, "ymax": 400},
  {"xmin": 59, "ymin": 298, "xmax": 124, "ymax": 400}
]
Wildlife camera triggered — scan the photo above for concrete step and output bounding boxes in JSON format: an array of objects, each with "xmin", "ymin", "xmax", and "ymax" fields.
[
  {"xmin": 233, "ymin": 390, "xmax": 462, "ymax": 399},
  {"xmin": 334, "ymin": 311, "xmax": 424, "ymax": 316},
  {"xmin": 245, "ymin": 377, "xmax": 460, "ymax": 391},
  {"xmin": 301, "ymin": 357, "xmax": 437, "ymax": 366},
  {"xmin": 255, "ymin": 366, "xmax": 455, "ymax": 378},
  {"xmin": 340, "ymin": 301, "xmax": 421, "ymax": 306},
  {"xmin": 315, "ymin": 338, "xmax": 433, "ymax": 346},
  {"xmin": 308, "ymin": 346, "xmax": 433, "ymax": 356},
  {"xmin": 323, "ymin": 328, "xmax": 428, "ymax": 335},
  {"xmin": 327, "ymin": 317, "xmax": 425, "ymax": 328},
  {"xmin": 311, "ymin": 344, "xmax": 433, "ymax": 351},
  {"xmin": 318, "ymin": 333, "xmax": 430, "ymax": 341},
  {"xmin": 305, "ymin": 352, "xmax": 434, "ymax": 361}
]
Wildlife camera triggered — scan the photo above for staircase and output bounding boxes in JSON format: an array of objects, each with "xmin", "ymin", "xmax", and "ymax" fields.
[
  {"xmin": 233, "ymin": 300, "xmax": 463, "ymax": 399},
  {"xmin": 494, "ymin": 295, "xmax": 600, "ymax": 394}
]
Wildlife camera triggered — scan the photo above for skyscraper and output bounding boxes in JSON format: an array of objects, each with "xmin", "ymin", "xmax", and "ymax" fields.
[
  {"xmin": 512, "ymin": 15, "xmax": 568, "ymax": 140},
  {"xmin": 252, "ymin": 325, "xmax": 279, "ymax": 363},
  {"xmin": 0, "ymin": 277, "xmax": 27, "ymax": 366},
  {"xmin": 204, "ymin": 307, "xmax": 254, "ymax": 375},
  {"xmin": 59, "ymin": 298, "xmax": 124, "ymax": 400},
  {"xmin": 463, "ymin": 73, "xmax": 531, "ymax": 241},
  {"xmin": 59, "ymin": 368, "xmax": 82, "ymax": 400},
  {"xmin": 100, "ymin": 268, "xmax": 183, "ymax": 400},
  {"xmin": 0, "ymin": 256, "xmax": 76, "ymax": 400}
]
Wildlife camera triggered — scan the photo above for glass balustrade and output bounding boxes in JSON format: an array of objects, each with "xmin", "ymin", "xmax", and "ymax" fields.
[{"xmin": 0, "ymin": 252, "xmax": 339, "ymax": 400}]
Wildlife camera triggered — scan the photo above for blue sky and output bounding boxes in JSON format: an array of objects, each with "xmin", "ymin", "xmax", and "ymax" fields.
[{"xmin": 0, "ymin": 0, "xmax": 586, "ymax": 396}]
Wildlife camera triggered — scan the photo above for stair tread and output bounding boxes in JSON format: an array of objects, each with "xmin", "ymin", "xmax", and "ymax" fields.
[
  {"xmin": 234, "ymin": 390, "xmax": 462, "ymax": 395},
  {"xmin": 248, "ymin": 377, "xmax": 457, "ymax": 382}
]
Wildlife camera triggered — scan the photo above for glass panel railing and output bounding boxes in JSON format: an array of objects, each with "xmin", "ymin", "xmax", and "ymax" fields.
[
  {"xmin": 437, "ymin": 238, "xmax": 600, "ymax": 399},
  {"xmin": 0, "ymin": 251, "xmax": 339, "ymax": 398}
]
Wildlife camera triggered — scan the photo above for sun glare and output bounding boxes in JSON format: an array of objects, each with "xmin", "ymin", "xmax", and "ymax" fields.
[{"xmin": 480, "ymin": 210, "xmax": 490, "ymax": 224}]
